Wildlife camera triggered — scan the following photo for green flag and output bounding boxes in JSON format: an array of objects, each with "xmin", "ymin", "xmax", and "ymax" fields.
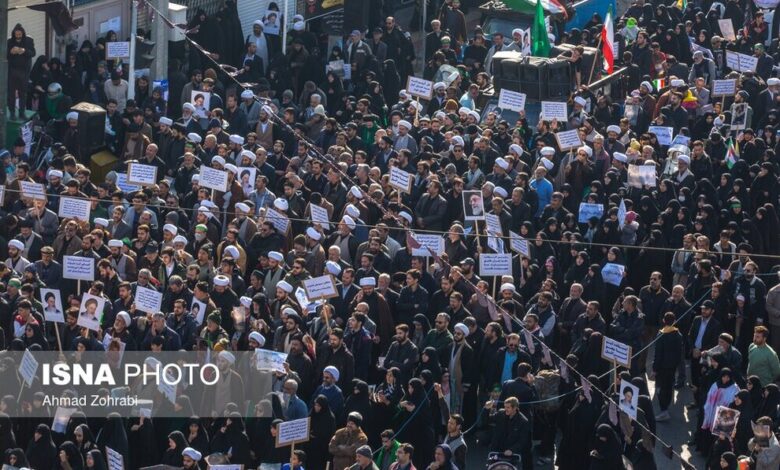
[{"xmin": 531, "ymin": 0, "xmax": 551, "ymax": 57}]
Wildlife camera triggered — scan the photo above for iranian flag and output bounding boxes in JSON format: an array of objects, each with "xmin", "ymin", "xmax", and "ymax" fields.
[
  {"xmin": 601, "ymin": 6, "xmax": 614, "ymax": 74},
  {"xmin": 726, "ymin": 138, "xmax": 739, "ymax": 169}
]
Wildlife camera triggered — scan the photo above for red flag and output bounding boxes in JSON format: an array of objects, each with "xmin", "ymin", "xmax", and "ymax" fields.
[{"xmin": 406, "ymin": 232, "xmax": 421, "ymax": 250}]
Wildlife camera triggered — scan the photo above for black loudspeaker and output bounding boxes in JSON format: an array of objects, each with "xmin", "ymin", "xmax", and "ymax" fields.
[
  {"xmin": 546, "ymin": 59, "xmax": 572, "ymax": 98},
  {"xmin": 552, "ymin": 43, "xmax": 602, "ymax": 82},
  {"xmin": 518, "ymin": 57, "xmax": 549, "ymax": 100},
  {"xmin": 491, "ymin": 51, "xmax": 523, "ymax": 93},
  {"xmin": 70, "ymin": 102, "xmax": 106, "ymax": 154}
]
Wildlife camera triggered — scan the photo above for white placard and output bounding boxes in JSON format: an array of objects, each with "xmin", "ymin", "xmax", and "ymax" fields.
[
  {"xmin": 578, "ymin": 203, "xmax": 604, "ymax": 223},
  {"xmin": 276, "ymin": 417, "xmax": 311, "ymax": 447},
  {"xmin": 40, "ymin": 288, "xmax": 65, "ymax": 323},
  {"xmin": 541, "ymin": 101, "xmax": 568, "ymax": 121},
  {"xmin": 671, "ymin": 134, "xmax": 690, "ymax": 147},
  {"xmin": 106, "ymin": 42, "xmax": 130, "ymax": 59},
  {"xmin": 63, "ymin": 255, "xmax": 95, "ymax": 281},
  {"xmin": 265, "ymin": 208, "xmax": 290, "ymax": 234},
  {"xmin": 731, "ymin": 103, "xmax": 748, "ymax": 130},
  {"xmin": 19, "ymin": 181, "xmax": 46, "ymax": 201},
  {"xmin": 115, "ymin": 173, "xmax": 140, "ymax": 193},
  {"xmin": 237, "ymin": 166, "xmax": 256, "ymax": 197},
  {"xmin": 19, "ymin": 349, "xmax": 38, "ymax": 387},
  {"xmin": 309, "ymin": 204, "xmax": 330, "ymax": 229},
  {"xmin": 647, "ymin": 126, "xmax": 674, "ymax": 146},
  {"xmin": 406, "ymin": 76, "xmax": 434, "ymax": 100},
  {"xmin": 58, "ymin": 197, "xmax": 91, "ymax": 222},
  {"xmin": 627, "ymin": 165, "xmax": 657, "ymax": 188},
  {"xmin": 726, "ymin": 51, "xmax": 758, "ymax": 73},
  {"xmin": 479, "ymin": 253, "xmax": 513, "ymax": 276},
  {"xmin": 498, "ymin": 89, "xmax": 527, "ymax": 112},
  {"xmin": 190, "ymin": 299, "xmax": 206, "ymax": 325},
  {"xmin": 462, "ymin": 190, "xmax": 485, "ymax": 222},
  {"xmin": 555, "ymin": 129, "xmax": 582, "ymax": 151},
  {"xmin": 255, "ymin": 349, "xmax": 288, "ymax": 372},
  {"xmin": 52, "ymin": 407, "xmax": 77, "ymax": 433},
  {"xmin": 618, "ymin": 380, "xmax": 640, "ymax": 419},
  {"xmin": 601, "ymin": 262, "xmax": 625, "ymax": 286},
  {"xmin": 127, "ymin": 163, "xmax": 158, "ymax": 186},
  {"xmin": 106, "ymin": 447, "xmax": 124, "ymax": 470},
  {"xmin": 509, "ymin": 231, "xmax": 529, "ymax": 256},
  {"xmin": 99, "ymin": 16, "xmax": 121, "ymax": 34},
  {"xmin": 712, "ymin": 79, "xmax": 737, "ymax": 97},
  {"xmin": 302, "ymin": 275, "xmax": 338, "ymax": 300},
  {"xmin": 601, "ymin": 336, "xmax": 632, "ymax": 368},
  {"xmin": 485, "ymin": 213, "xmax": 502, "ymax": 236},
  {"xmin": 411, "ymin": 234, "xmax": 445, "ymax": 257},
  {"xmin": 135, "ymin": 285, "xmax": 163, "ymax": 314},
  {"xmin": 389, "ymin": 167, "xmax": 413, "ymax": 194},
  {"xmin": 198, "ymin": 165, "xmax": 229, "ymax": 192},
  {"xmin": 0, "ymin": 186, "xmax": 5, "ymax": 206},
  {"xmin": 77, "ymin": 293, "xmax": 105, "ymax": 331},
  {"xmin": 718, "ymin": 19, "xmax": 736, "ymax": 41}
]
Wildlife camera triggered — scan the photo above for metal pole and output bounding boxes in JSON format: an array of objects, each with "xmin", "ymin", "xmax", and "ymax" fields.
[
  {"xmin": 282, "ymin": 0, "xmax": 289, "ymax": 56},
  {"xmin": 128, "ymin": 0, "xmax": 138, "ymax": 100},
  {"xmin": 0, "ymin": 0, "xmax": 8, "ymax": 146},
  {"xmin": 150, "ymin": 0, "xmax": 169, "ymax": 81},
  {"xmin": 420, "ymin": 0, "xmax": 427, "ymax": 76}
]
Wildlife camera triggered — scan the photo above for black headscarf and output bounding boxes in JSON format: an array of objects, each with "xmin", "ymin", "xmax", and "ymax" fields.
[
  {"xmin": 95, "ymin": 413, "xmax": 128, "ymax": 467},
  {"xmin": 26, "ymin": 423, "xmax": 57, "ymax": 470},
  {"xmin": 58, "ymin": 441, "xmax": 84, "ymax": 470},
  {"xmin": 86, "ymin": 449, "xmax": 107, "ymax": 470}
]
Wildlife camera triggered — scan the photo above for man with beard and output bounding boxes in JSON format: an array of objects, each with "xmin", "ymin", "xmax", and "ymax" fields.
[
  {"xmin": 34, "ymin": 246, "xmax": 62, "ymax": 287},
  {"xmin": 329, "ymin": 412, "xmax": 369, "ymax": 470},
  {"xmin": 304, "ymin": 227, "xmax": 326, "ymax": 277},
  {"xmin": 344, "ymin": 312, "xmax": 374, "ymax": 381},
  {"xmin": 210, "ymin": 275, "xmax": 239, "ymax": 336},
  {"xmin": 262, "ymin": 251, "xmax": 287, "ymax": 295},
  {"xmin": 273, "ymin": 308, "xmax": 304, "ymax": 353},
  {"xmin": 557, "ymin": 284, "xmax": 587, "ymax": 354},
  {"xmin": 316, "ymin": 328, "xmax": 355, "ymax": 389},
  {"xmin": 141, "ymin": 312, "xmax": 182, "ymax": 351},
  {"xmin": 97, "ymin": 259, "xmax": 121, "ymax": 300},
  {"xmin": 5, "ymin": 240, "xmax": 29, "ymax": 274},
  {"xmin": 383, "ymin": 324, "xmax": 419, "ymax": 383},
  {"xmin": 105, "ymin": 311, "xmax": 137, "ymax": 351},
  {"xmin": 326, "ymin": 216, "xmax": 359, "ymax": 266},
  {"xmin": 200, "ymin": 351, "xmax": 245, "ymax": 418},
  {"xmin": 181, "ymin": 448, "xmax": 202, "ymax": 470},
  {"xmin": 286, "ymin": 336, "xmax": 314, "ymax": 398},
  {"xmin": 441, "ymin": 323, "xmax": 475, "ymax": 415},
  {"xmin": 312, "ymin": 366, "xmax": 345, "ymax": 417},
  {"xmin": 161, "ymin": 296, "xmax": 197, "ymax": 349}
]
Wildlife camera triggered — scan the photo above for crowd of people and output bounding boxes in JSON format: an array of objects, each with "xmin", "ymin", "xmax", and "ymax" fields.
[{"xmin": 3, "ymin": 0, "xmax": 780, "ymax": 469}]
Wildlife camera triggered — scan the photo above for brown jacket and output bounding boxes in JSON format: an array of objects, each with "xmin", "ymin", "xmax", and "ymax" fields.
[{"xmin": 329, "ymin": 427, "xmax": 368, "ymax": 470}]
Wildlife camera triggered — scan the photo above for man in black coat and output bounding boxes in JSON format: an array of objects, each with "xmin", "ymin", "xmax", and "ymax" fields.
[
  {"xmin": 7, "ymin": 24, "xmax": 35, "ymax": 118},
  {"xmin": 653, "ymin": 312, "xmax": 684, "ymax": 421},
  {"xmin": 315, "ymin": 328, "xmax": 355, "ymax": 389},
  {"xmin": 383, "ymin": 324, "xmax": 419, "ymax": 383},
  {"xmin": 688, "ymin": 300, "xmax": 723, "ymax": 402},
  {"xmin": 490, "ymin": 396, "xmax": 533, "ymax": 470}
]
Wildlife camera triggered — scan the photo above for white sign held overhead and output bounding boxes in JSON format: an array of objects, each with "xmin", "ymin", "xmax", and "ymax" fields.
[
  {"xmin": 106, "ymin": 42, "xmax": 131, "ymax": 59},
  {"xmin": 601, "ymin": 262, "xmax": 626, "ymax": 286},
  {"xmin": 712, "ymin": 79, "xmax": 737, "ymax": 97},
  {"xmin": 389, "ymin": 167, "xmax": 413, "ymax": 194},
  {"xmin": 135, "ymin": 285, "xmax": 163, "ymax": 314},
  {"xmin": 264, "ymin": 208, "xmax": 290, "ymax": 234},
  {"xmin": 127, "ymin": 163, "xmax": 158, "ymax": 186},
  {"xmin": 509, "ymin": 231, "xmax": 530, "ymax": 257},
  {"xmin": 627, "ymin": 165, "xmax": 657, "ymax": 188},
  {"xmin": 63, "ymin": 256, "xmax": 95, "ymax": 281},
  {"xmin": 19, "ymin": 349, "xmax": 38, "ymax": 387},
  {"xmin": 198, "ymin": 166, "xmax": 229, "ymax": 192},
  {"xmin": 555, "ymin": 129, "xmax": 582, "ymax": 151},
  {"xmin": 479, "ymin": 253, "xmax": 513, "ymax": 276},
  {"xmin": 485, "ymin": 213, "xmax": 502, "ymax": 237},
  {"xmin": 718, "ymin": 19, "xmax": 736, "ymax": 41},
  {"xmin": 601, "ymin": 336, "xmax": 632, "ymax": 368},
  {"xmin": 19, "ymin": 181, "xmax": 46, "ymax": 201},
  {"xmin": 275, "ymin": 417, "xmax": 311, "ymax": 447},
  {"xmin": 726, "ymin": 51, "xmax": 758, "ymax": 73},
  {"xmin": 541, "ymin": 101, "xmax": 567, "ymax": 121},
  {"xmin": 58, "ymin": 197, "xmax": 91, "ymax": 222},
  {"xmin": 309, "ymin": 204, "xmax": 330, "ymax": 229},
  {"xmin": 255, "ymin": 349, "xmax": 288, "ymax": 372},
  {"xmin": 647, "ymin": 126, "xmax": 674, "ymax": 146},
  {"xmin": 302, "ymin": 275, "xmax": 338, "ymax": 300},
  {"xmin": 106, "ymin": 447, "xmax": 124, "ymax": 470},
  {"xmin": 411, "ymin": 234, "xmax": 445, "ymax": 257},
  {"xmin": 497, "ymin": 89, "xmax": 526, "ymax": 112},
  {"xmin": 406, "ymin": 76, "xmax": 434, "ymax": 100}
]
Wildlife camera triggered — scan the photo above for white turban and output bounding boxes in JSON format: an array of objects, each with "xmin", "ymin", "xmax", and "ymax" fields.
[
  {"xmin": 218, "ymin": 351, "xmax": 236, "ymax": 365},
  {"xmin": 249, "ymin": 331, "xmax": 266, "ymax": 347},
  {"xmin": 277, "ymin": 280, "xmax": 293, "ymax": 293},
  {"xmin": 540, "ymin": 158, "xmax": 554, "ymax": 170},
  {"xmin": 324, "ymin": 365, "xmax": 340, "ymax": 381},
  {"xmin": 306, "ymin": 227, "xmax": 322, "ymax": 240},
  {"xmin": 182, "ymin": 448, "xmax": 202, "ymax": 462},
  {"xmin": 454, "ymin": 323, "xmax": 470, "ymax": 337},
  {"xmin": 159, "ymin": 117, "xmax": 173, "ymax": 126}
]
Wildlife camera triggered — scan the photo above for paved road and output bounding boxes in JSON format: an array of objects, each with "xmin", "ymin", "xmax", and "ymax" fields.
[{"xmin": 462, "ymin": 367, "xmax": 706, "ymax": 469}]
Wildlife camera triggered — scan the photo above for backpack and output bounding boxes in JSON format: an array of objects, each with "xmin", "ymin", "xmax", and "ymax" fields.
[{"xmin": 533, "ymin": 369, "xmax": 561, "ymax": 413}]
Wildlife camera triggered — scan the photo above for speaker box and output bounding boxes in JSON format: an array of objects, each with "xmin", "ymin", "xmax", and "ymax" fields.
[
  {"xmin": 518, "ymin": 57, "xmax": 549, "ymax": 100},
  {"xmin": 546, "ymin": 59, "xmax": 572, "ymax": 98},
  {"xmin": 70, "ymin": 102, "xmax": 106, "ymax": 154},
  {"xmin": 552, "ymin": 44, "xmax": 602, "ymax": 82},
  {"xmin": 491, "ymin": 51, "xmax": 523, "ymax": 93}
]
